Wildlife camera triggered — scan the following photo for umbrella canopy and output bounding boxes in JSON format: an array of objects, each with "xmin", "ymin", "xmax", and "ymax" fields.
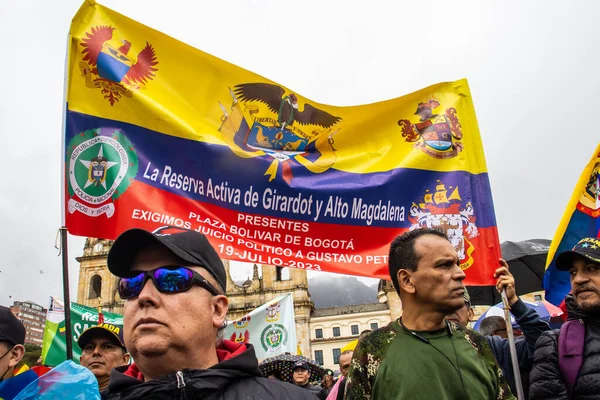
[
  {"xmin": 473, "ymin": 300, "xmax": 563, "ymax": 331},
  {"xmin": 467, "ymin": 239, "xmax": 551, "ymax": 305},
  {"xmin": 259, "ymin": 354, "xmax": 325, "ymax": 384}
]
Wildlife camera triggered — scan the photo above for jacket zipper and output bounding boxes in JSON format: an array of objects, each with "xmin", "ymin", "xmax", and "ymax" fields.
[{"xmin": 176, "ymin": 371, "xmax": 188, "ymax": 400}]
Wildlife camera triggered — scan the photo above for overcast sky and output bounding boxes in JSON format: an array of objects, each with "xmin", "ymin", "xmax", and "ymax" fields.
[{"xmin": 1, "ymin": 0, "xmax": 598, "ymax": 308}]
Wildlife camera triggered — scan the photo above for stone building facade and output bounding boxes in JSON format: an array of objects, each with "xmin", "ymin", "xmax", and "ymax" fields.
[{"xmin": 310, "ymin": 303, "xmax": 392, "ymax": 371}]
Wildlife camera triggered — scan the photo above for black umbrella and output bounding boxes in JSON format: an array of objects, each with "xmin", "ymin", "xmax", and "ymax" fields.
[
  {"xmin": 259, "ymin": 354, "xmax": 325, "ymax": 384},
  {"xmin": 467, "ymin": 239, "xmax": 550, "ymax": 305}
]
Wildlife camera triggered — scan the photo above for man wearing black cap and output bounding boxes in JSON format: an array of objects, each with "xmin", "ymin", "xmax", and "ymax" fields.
[
  {"xmin": 0, "ymin": 306, "xmax": 38, "ymax": 399},
  {"xmin": 105, "ymin": 226, "xmax": 314, "ymax": 399},
  {"xmin": 292, "ymin": 361, "xmax": 322, "ymax": 397},
  {"xmin": 530, "ymin": 237, "xmax": 600, "ymax": 399},
  {"xmin": 78, "ymin": 323, "xmax": 130, "ymax": 395}
]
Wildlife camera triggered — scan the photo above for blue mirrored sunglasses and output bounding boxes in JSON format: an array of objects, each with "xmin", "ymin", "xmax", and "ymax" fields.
[{"xmin": 118, "ymin": 266, "xmax": 219, "ymax": 299}]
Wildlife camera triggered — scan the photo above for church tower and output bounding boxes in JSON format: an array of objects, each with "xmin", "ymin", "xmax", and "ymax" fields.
[{"xmin": 76, "ymin": 238, "xmax": 123, "ymax": 314}]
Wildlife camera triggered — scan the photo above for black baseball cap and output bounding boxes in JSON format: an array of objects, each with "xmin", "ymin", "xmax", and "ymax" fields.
[
  {"xmin": 0, "ymin": 306, "xmax": 25, "ymax": 346},
  {"xmin": 77, "ymin": 323, "xmax": 126, "ymax": 350},
  {"xmin": 293, "ymin": 361, "xmax": 310, "ymax": 371},
  {"xmin": 324, "ymin": 369, "xmax": 334, "ymax": 377},
  {"xmin": 108, "ymin": 226, "xmax": 226, "ymax": 291},
  {"xmin": 556, "ymin": 237, "xmax": 600, "ymax": 271}
]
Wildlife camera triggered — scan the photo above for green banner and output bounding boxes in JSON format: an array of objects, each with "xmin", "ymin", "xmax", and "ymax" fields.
[{"xmin": 42, "ymin": 301, "xmax": 123, "ymax": 367}]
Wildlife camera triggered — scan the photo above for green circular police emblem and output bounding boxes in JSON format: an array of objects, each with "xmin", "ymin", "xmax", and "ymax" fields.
[
  {"xmin": 260, "ymin": 323, "xmax": 288, "ymax": 352},
  {"xmin": 67, "ymin": 128, "xmax": 138, "ymax": 205}
]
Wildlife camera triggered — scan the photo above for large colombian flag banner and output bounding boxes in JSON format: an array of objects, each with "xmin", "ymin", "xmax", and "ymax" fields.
[
  {"xmin": 544, "ymin": 144, "xmax": 600, "ymax": 305},
  {"xmin": 64, "ymin": 1, "xmax": 499, "ymax": 285}
]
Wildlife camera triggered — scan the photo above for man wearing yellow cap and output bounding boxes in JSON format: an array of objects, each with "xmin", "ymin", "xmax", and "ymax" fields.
[{"xmin": 77, "ymin": 323, "xmax": 130, "ymax": 396}]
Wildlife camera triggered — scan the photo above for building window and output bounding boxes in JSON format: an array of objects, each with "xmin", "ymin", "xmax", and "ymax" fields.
[
  {"xmin": 275, "ymin": 266, "xmax": 290, "ymax": 281},
  {"xmin": 333, "ymin": 327, "xmax": 341, "ymax": 337},
  {"xmin": 89, "ymin": 275, "xmax": 102, "ymax": 299},
  {"xmin": 314, "ymin": 350, "xmax": 324, "ymax": 366},
  {"xmin": 370, "ymin": 322, "xmax": 379, "ymax": 330},
  {"xmin": 333, "ymin": 348, "xmax": 341, "ymax": 364},
  {"xmin": 534, "ymin": 294, "xmax": 543, "ymax": 302},
  {"xmin": 351, "ymin": 325, "xmax": 359, "ymax": 335},
  {"xmin": 315, "ymin": 328, "xmax": 323, "ymax": 339}
]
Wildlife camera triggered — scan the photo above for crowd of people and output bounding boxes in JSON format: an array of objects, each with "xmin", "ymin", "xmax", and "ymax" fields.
[{"xmin": 0, "ymin": 227, "xmax": 599, "ymax": 399}]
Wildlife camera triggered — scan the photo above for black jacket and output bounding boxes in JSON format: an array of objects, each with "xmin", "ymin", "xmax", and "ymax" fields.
[
  {"xmin": 485, "ymin": 298, "xmax": 550, "ymax": 399},
  {"xmin": 530, "ymin": 295, "xmax": 600, "ymax": 399},
  {"xmin": 318, "ymin": 383, "xmax": 334, "ymax": 400},
  {"xmin": 298, "ymin": 383, "xmax": 324, "ymax": 398},
  {"xmin": 106, "ymin": 342, "xmax": 317, "ymax": 400}
]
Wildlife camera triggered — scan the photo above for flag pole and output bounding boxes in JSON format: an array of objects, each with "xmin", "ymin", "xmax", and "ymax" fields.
[
  {"xmin": 501, "ymin": 289, "xmax": 524, "ymax": 399},
  {"xmin": 59, "ymin": 27, "xmax": 73, "ymax": 360},
  {"xmin": 60, "ymin": 227, "xmax": 73, "ymax": 360}
]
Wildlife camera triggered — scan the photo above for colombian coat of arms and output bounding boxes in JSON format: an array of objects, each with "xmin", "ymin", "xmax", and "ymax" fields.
[{"xmin": 218, "ymin": 83, "xmax": 343, "ymax": 183}]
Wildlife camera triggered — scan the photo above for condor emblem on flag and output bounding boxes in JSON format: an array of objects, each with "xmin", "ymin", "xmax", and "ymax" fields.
[{"xmin": 218, "ymin": 83, "xmax": 343, "ymax": 183}]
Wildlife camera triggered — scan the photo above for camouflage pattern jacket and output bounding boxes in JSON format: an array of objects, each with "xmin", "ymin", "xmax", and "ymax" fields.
[{"xmin": 344, "ymin": 320, "xmax": 515, "ymax": 400}]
